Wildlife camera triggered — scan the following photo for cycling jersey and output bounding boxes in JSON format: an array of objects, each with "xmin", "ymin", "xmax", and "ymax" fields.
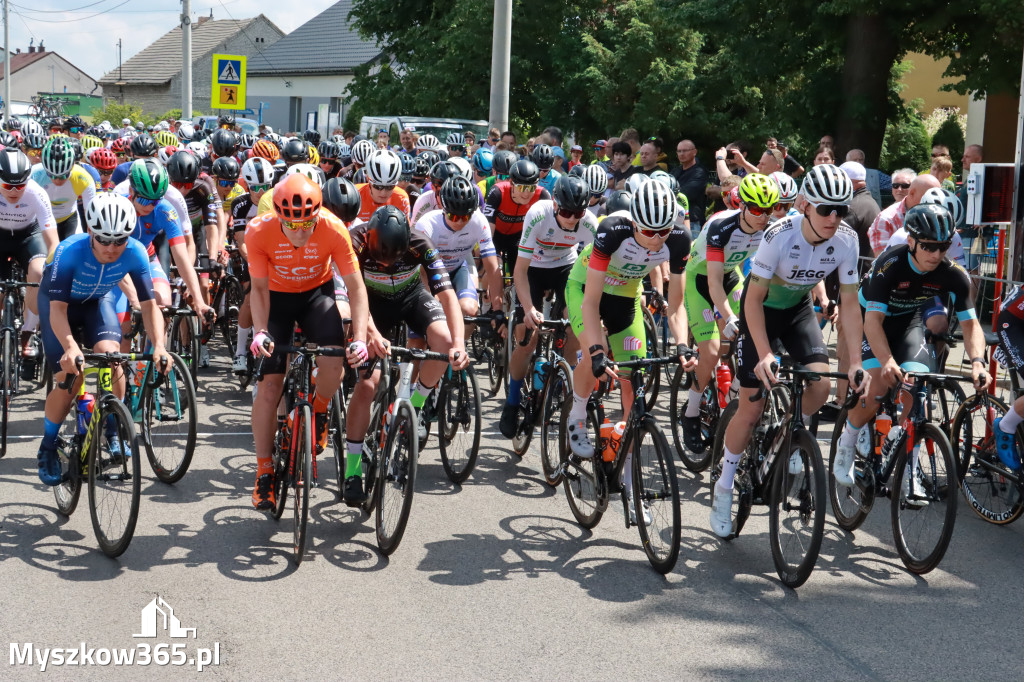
[
  {"xmin": 230, "ymin": 193, "xmax": 258, "ymax": 234},
  {"xmin": 483, "ymin": 181, "xmax": 549, "ymax": 236},
  {"xmin": 118, "ymin": 193, "xmax": 186, "ymax": 257},
  {"xmin": 0, "ymin": 180, "xmax": 57, "ymax": 234},
  {"xmin": 747, "ymin": 215, "xmax": 860, "ymax": 309},
  {"xmin": 412, "ymin": 187, "xmax": 485, "ymax": 226},
  {"xmin": 222, "ymin": 184, "xmax": 245, "ymax": 216},
  {"xmin": 245, "ymin": 211, "xmax": 359, "ymax": 294},
  {"xmin": 180, "ymin": 175, "xmax": 221, "ymax": 230},
  {"xmin": 517, "ymin": 200, "xmax": 598, "ymax": 268},
  {"xmin": 885, "ymin": 227, "xmax": 965, "ymax": 268},
  {"xmin": 413, "ymin": 209, "xmax": 495, "ymax": 272},
  {"xmin": 113, "ymin": 180, "xmax": 192, "ymax": 236},
  {"xmin": 347, "ymin": 220, "xmax": 451, "ymax": 300},
  {"xmin": 566, "ymin": 212, "xmax": 691, "ymax": 298},
  {"xmin": 538, "ymin": 168, "xmax": 562, "ymax": 195},
  {"xmin": 110, "ymin": 160, "xmax": 132, "ymax": 186},
  {"xmin": 355, "ymin": 184, "xmax": 410, "ymax": 222},
  {"xmin": 30, "ymin": 164, "xmax": 96, "ymax": 222},
  {"xmin": 687, "ymin": 209, "xmax": 762, "ymax": 284},
  {"xmin": 42, "ymin": 232, "xmax": 154, "ymax": 304},
  {"xmin": 860, "ymin": 244, "xmax": 975, "ymax": 321}
]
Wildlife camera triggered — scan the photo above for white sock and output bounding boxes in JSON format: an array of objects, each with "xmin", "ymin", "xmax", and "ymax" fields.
[
  {"xmin": 1000, "ymin": 406, "xmax": 1024, "ymax": 434},
  {"xmin": 622, "ymin": 453, "xmax": 633, "ymax": 494},
  {"xmin": 718, "ymin": 445, "xmax": 742, "ymax": 490},
  {"xmin": 236, "ymin": 326, "xmax": 251, "ymax": 357},
  {"xmin": 685, "ymin": 388, "xmax": 702, "ymax": 417},
  {"xmin": 840, "ymin": 420, "xmax": 862, "ymax": 447},
  {"xmin": 802, "ymin": 413, "xmax": 813, "ymax": 426},
  {"xmin": 569, "ymin": 391, "xmax": 588, "ymax": 422},
  {"xmin": 23, "ymin": 310, "xmax": 38, "ymax": 331}
]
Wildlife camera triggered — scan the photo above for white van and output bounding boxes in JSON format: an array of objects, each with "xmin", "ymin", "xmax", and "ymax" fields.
[{"xmin": 359, "ymin": 116, "xmax": 489, "ymax": 145}]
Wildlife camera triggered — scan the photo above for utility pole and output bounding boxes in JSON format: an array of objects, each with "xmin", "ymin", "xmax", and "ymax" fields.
[
  {"xmin": 181, "ymin": 0, "xmax": 192, "ymax": 120},
  {"xmin": 3, "ymin": 0, "xmax": 10, "ymax": 121},
  {"xmin": 487, "ymin": 0, "xmax": 511, "ymax": 132},
  {"xmin": 117, "ymin": 38, "xmax": 124, "ymax": 104}
]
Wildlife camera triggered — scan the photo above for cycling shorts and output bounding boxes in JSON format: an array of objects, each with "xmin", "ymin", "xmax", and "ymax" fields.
[
  {"xmin": 922, "ymin": 295, "xmax": 947, "ymax": 322},
  {"xmin": 734, "ymin": 293, "xmax": 828, "ymax": 389},
  {"xmin": 369, "ymin": 284, "xmax": 446, "ymax": 340},
  {"xmin": 149, "ymin": 257, "xmax": 169, "ymax": 285},
  {"xmin": 998, "ymin": 307, "xmax": 1024, "ymax": 371},
  {"xmin": 516, "ymin": 264, "xmax": 571, "ymax": 318},
  {"xmin": 193, "ymin": 223, "xmax": 211, "ymax": 279},
  {"xmin": 57, "ymin": 211, "xmax": 79, "ymax": 242},
  {"xmin": 261, "ymin": 280, "xmax": 347, "ymax": 375},
  {"xmin": 450, "ymin": 262, "xmax": 479, "ymax": 302},
  {"xmin": 566, "ymin": 281, "xmax": 645, "ymax": 374},
  {"xmin": 0, "ymin": 224, "xmax": 46, "ymax": 272},
  {"xmin": 684, "ymin": 270, "xmax": 743, "ymax": 343},
  {"xmin": 492, "ymin": 231, "xmax": 520, "ymax": 275},
  {"xmin": 39, "ymin": 288, "xmax": 122, "ymax": 372},
  {"xmin": 861, "ymin": 309, "xmax": 934, "ymax": 373}
]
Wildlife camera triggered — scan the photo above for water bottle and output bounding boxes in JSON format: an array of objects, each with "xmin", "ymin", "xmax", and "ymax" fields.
[
  {"xmin": 874, "ymin": 413, "xmax": 892, "ymax": 456},
  {"xmin": 880, "ymin": 424, "xmax": 903, "ymax": 463},
  {"xmin": 600, "ymin": 419, "xmax": 614, "ymax": 461},
  {"xmin": 397, "ymin": 362, "xmax": 414, "ymax": 400},
  {"xmin": 715, "ymin": 363, "xmax": 732, "ymax": 409},
  {"xmin": 76, "ymin": 393, "xmax": 95, "ymax": 435},
  {"xmin": 532, "ymin": 358, "xmax": 546, "ymax": 391},
  {"xmin": 611, "ymin": 421, "xmax": 625, "ymax": 458}
]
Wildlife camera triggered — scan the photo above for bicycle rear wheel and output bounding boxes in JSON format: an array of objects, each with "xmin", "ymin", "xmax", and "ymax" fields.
[
  {"xmin": 560, "ymin": 402, "xmax": 605, "ymax": 528},
  {"xmin": 641, "ymin": 306, "xmax": 660, "ymax": 410},
  {"xmin": 486, "ymin": 339, "xmax": 504, "ymax": 396},
  {"xmin": 632, "ymin": 418, "xmax": 681, "ymax": 574},
  {"xmin": 221, "ymin": 277, "xmax": 244, "ymax": 360},
  {"xmin": 168, "ymin": 314, "xmax": 200, "ymax": 386},
  {"xmin": 0, "ymin": 328, "xmax": 13, "ymax": 458},
  {"xmin": 669, "ymin": 366, "xmax": 716, "ymax": 472},
  {"xmin": 828, "ymin": 408, "xmax": 874, "ymax": 531},
  {"xmin": 142, "ymin": 353, "xmax": 197, "ymax": 484},
  {"xmin": 88, "ymin": 398, "xmax": 141, "ymax": 557},
  {"xmin": 54, "ymin": 418, "xmax": 83, "ymax": 517},
  {"xmin": 439, "ymin": 369, "xmax": 481, "ymax": 484},
  {"xmin": 891, "ymin": 423, "xmax": 958, "ymax": 574},
  {"xmin": 540, "ymin": 359, "xmax": 572, "ymax": 486},
  {"xmin": 951, "ymin": 392, "xmax": 1023, "ymax": 524},
  {"xmin": 292, "ymin": 405, "xmax": 313, "ymax": 565},
  {"xmin": 769, "ymin": 428, "xmax": 826, "ymax": 588},
  {"xmin": 329, "ymin": 390, "xmax": 346, "ymax": 496},
  {"xmin": 376, "ymin": 400, "xmax": 419, "ymax": 555}
]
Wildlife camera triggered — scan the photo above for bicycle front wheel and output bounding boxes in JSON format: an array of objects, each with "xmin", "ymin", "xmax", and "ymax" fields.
[
  {"xmin": 0, "ymin": 328, "xmax": 13, "ymax": 459},
  {"xmin": 769, "ymin": 428, "xmax": 826, "ymax": 588},
  {"xmin": 439, "ymin": 369, "xmax": 481, "ymax": 484},
  {"xmin": 292, "ymin": 405, "xmax": 313, "ymax": 565},
  {"xmin": 168, "ymin": 314, "xmax": 200, "ymax": 386},
  {"xmin": 329, "ymin": 390, "xmax": 346, "ymax": 496},
  {"xmin": 828, "ymin": 408, "xmax": 874, "ymax": 531},
  {"xmin": 891, "ymin": 423, "xmax": 958, "ymax": 574},
  {"xmin": 560, "ymin": 402, "xmax": 605, "ymax": 529},
  {"xmin": 540, "ymin": 359, "xmax": 572, "ymax": 486},
  {"xmin": 88, "ymin": 398, "xmax": 141, "ymax": 557},
  {"xmin": 142, "ymin": 353, "xmax": 198, "ymax": 484},
  {"xmin": 632, "ymin": 419, "xmax": 681, "ymax": 574},
  {"xmin": 641, "ymin": 305, "xmax": 660, "ymax": 410},
  {"xmin": 376, "ymin": 400, "xmax": 419, "ymax": 555},
  {"xmin": 951, "ymin": 392, "xmax": 1023, "ymax": 524}
]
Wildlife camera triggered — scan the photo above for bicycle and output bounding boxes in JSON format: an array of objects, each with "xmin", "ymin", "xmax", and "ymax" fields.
[
  {"xmin": 558, "ymin": 354, "xmax": 683, "ymax": 574},
  {"xmin": 711, "ymin": 359, "xmax": 859, "ymax": 587},
  {"xmin": 669, "ymin": 342, "xmax": 737, "ymax": 472},
  {"xmin": 198, "ymin": 255, "xmax": 246, "ymax": 366},
  {"xmin": 0, "ymin": 261, "xmax": 37, "ymax": 457},
  {"xmin": 828, "ymin": 370, "xmax": 961, "ymax": 574},
  {"xmin": 54, "ymin": 353, "xmax": 166, "ymax": 557}
]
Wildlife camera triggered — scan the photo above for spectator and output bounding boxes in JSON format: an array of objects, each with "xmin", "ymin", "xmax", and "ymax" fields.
[
  {"xmin": 501, "ymin": 130, "xmax": 517, "ymax": 148},
  {"xmin": 890, "ymin": 167, "xmax": 915, "ymax": 204},
  {"xmin": 670, "ymin": 138, "xmax": 709, "ymax": 229},
  {"xmin": 775, "ymin": 140, "xmax": 804, "ymax": 178},
  {"xmin": 464, "ymin": 130, "xmax": 477, "ymax": 153},
  {"xmin": 713, "ymin": 141, "xmax": 752, "ymax": 181},
  {"xmin": 398, "ymin": 127, "xmax": 417, "ymax": 154},
  {"xmin": 846, "ymin": 148, "xmax": 891, "ymax": 207},
  {"xmin": 344, "ymin": 130, "xmax": 356, "ymax": 144},
  {"xmin": 819, "ymin": 134, "xmax": 835, "ymax": 149},
  {"xmin": 592, "ymin": 139, "xmax": 609, "ymax": 166},
  {"xmin": 376, "ymin": 129, "xmax": 390, "ymax": 149},
  {"xmin": 838, "ymin": 161, "xmax": 881, "ymax": 268},
  {"xmin": 756, "ymin": 148, "xmax": 785, "ymax": 175},
  {"xmin": 568, "ymin": 144, "xmax": 584, "ymax": 171},
  {"xmin": 608, "ymin": 140, "xmax": 636, "ymax": 189},
  {"xmin": 868, "ymin": 174, "xmax": 939, "ymax": 256},
  {"xmin": 930, "ymin": 154, "xmax": 956, "ymax": 191},
  {"xmin": 619, "ymin": 127, "xmax": 641, "ymax": 163},
  {"xmin": 526, "ymin": 137, "xmax": 537, "ymax": 155},
  {"xmin": 544, "ymin": 126, "xmax": 566, "ymax": 171},
  {"xmin": 482, "ymin": 127, "xmax": 501, "ymax": 150},
  {"xmin": 812, "ymin": 146, "xmax": 835, "ymax": 166}
]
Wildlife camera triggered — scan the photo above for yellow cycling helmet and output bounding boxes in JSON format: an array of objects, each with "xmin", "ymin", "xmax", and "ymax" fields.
[
  {"xmin": 80, "ymin": 134, "xmax": 104, "ymax": 151},
  {"xmin": 306, "ymin": 143, "xmax": 320, "ymax": 166},
  {"xmin": 154, "ymin": 130, "xmax": 179, "ymax": 148},
  {"xmin": 738, "ymin": 172, "xmax": 780, "ymax": 208}
]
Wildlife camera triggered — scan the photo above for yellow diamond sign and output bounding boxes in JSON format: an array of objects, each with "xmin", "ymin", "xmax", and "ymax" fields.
[{"xmin": 211, "ymin": 54, "xmax": 246, "ymax": 110}]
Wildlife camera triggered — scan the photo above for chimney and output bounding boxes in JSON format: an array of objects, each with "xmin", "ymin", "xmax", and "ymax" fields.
[
  {"xmin": 27, "ymin": 45, "xmax": 34, "ymax": 54},
  {"xmin": 37, "ymin": 42, "xmax": 44, "ymax": 53},
  {"xmin": 15, "ymin": 48, "xmax": 20, "ymax": 54},
  {"xmin": 197, "ymin": 16, "xmax": 210, "ymax": 26}
]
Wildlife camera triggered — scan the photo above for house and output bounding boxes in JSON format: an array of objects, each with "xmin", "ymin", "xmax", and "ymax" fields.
[
  {"xmin": 99, "ymin": 14, "xmax": 284, "ymax": 117},
  {"xmin": 247, "ymin": 0, "xmax": 381, "ymax": 134},
  {"xmin": 0, "ymin": 42, "xmax": 101, "ymax": 108}
]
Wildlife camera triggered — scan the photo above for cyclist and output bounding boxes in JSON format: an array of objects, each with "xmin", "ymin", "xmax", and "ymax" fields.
[
  {"xmin": 582, "ymin": 164, "xmax": 609, "ymax": 217},
  {"xmin": 709, "ymin": 164, "xmax": 868, "ymax": 537},
  {"xmin": 397, "ymin": 153, "xmax": 422, "ymax": 207},
  {"xmin": 318, "ymin": 141, "xmax": 343, "ymax": 180},
  {"xmin": 90, "ymin": 148, "xmax": 119, "ymax": 191},
  {"xmin": 833, "ymin": 203, "xmax": 989, "ymax": 488},
  {"xmin": 21, "ymin": 132, "xmax": 46, "ymax": 165},
  {"xmin": 679, "ymin": 173, "xmax": 779, "ymax": 453},
  {"xmin": 246, "ymin": 174, "xmax": 369, "ymax": 510},
  {"xmin": 994, "ymin": 286, "xmax": 1024, "ymax": 470},
  {"xmin": 356, "ymin": 149, "xmax": 410, "ymax": 222},
  {"xmin": 483, "ymin": 159, "xmax": 551, "ymax": 275},
  {"xmin": 111, "ymin": 134, "xmax": 158, "ymax": 185},
  {"xmin": 768, "ymin": 171, "xmax": 799, "ymax": 223},
  {"xmin": 447, "ymin": 132, "xmax": 467, "ymax": 158},
  {"xmin": 499, "ymin": 174, "xmax": 598, "ymax": 436},
  {"xmin": 35, "ymin": 192, "xmax": 170, "ymax": 485},
  {"xmin": 485, "ymin": 149, "xmax": 516, "ymax": 197},
  {"xmin": 32, "ymin": 136, "xmax": 97, "ymax": 241},
  {"xmin": 532, "ymin": 144, "xmax": 562, "ymax": 195},
  {"xmin": 411, "ymin": 160, "xmax": 460, "ymax": 225},
  {"xmin": 342, "ymin": 206, "xmax": 469, "ymax": 505}
]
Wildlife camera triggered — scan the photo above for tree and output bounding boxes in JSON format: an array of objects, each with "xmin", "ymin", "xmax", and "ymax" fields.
[
  {"xmin": 879, "ymin": 107, "xmax": 930, "ymax": 172},
  {"xmin": 158, "ymin": 108, "xmax": 205, "ymax": 122},
  {"xmin": 931, "ymin": 112, "xmax": 965, "ymax": 169},
  {"xmin": 86, "ymin": 102, "xmax": 154, "ymax": 126}
]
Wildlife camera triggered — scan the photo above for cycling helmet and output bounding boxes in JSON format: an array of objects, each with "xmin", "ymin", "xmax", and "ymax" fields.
[
  {"xmin": 212, "ymin": 156, "xmax": 240, "ymax": 181},
  {"xmin": 919, "ymin": 187, "xmax": 965, "ymax": 226},
  {"xmin": 241, "ymin": 157, "xmax": 276, "ymax": 186},
  {"xmin": 130, "ymin": 134, "xmax": 158, "ymax": 158},
  {"xmin": 65, "ymin": 115, "xmax": 86, "ymax": 131},
  {"xmin": 337, "ymin": 143, "xmax": 352, "ymax": 162},
  {"xmin": 412, "ymin": 155, "xmax": 430, "ymax": 179},
  {"xmin": 91, "ymin": 148, "xmax": 118, "ymax": 173},
  {"xmin": 492, "ymin": 150, "xmax": 516, "ymax": 177},
  {"xmin": 350, "ymin": 139, "xmax": 375, "ymax": 165},
  {"xmin": 273, "ymin": 174, "xmax": 321, "ymax": 221},
  {"xmin": 366, "ymin": 205, "xmax": 410, "ymax": 264},
  {"xmin": 85, "ymin": 192, "xmax": 136, "ymax": 240},
  {"xmin": 509, "ymin": 159, "xmax": 540, "ymax": 185},
  {"xmin": 128, "ymin": 158, "xmax": 169, "ymax": 200},
  {"xmin": 41, "ymin": 137, "xmax": 76, "ymax": 177},
  {"xmin": 905, "ymin": 203, "xmax": 955, "ymax": 243},
  {"xmin": 449, "ymin": 156, "xmax": 473, "ymax": 181},
  {"xmin": 769, "ymin": 171, "xmax": 798, "ymax": 202},
  {"xmin": 186, "ymin": 141, "xmax": 208, "ymax": 158},
  {"xmin": 306, "ymin": 143, "xmax": 320, "ymax": 166},
  {"xmin": 582, "ymin": 164, "xmax": 609, "ymax": 195},
  {"xmin": 568, "ymin": 164, "xmax": 586, "ymax": 178},
  {"xmin": 418, "ymin": 150, "xmax": 439, "ymax": 169},
  {"xmin": 176, "ymin": 122, "xmax": 195, "ymax": 142},
  {"xmin": 210, "ymin": 129, "xmax": 239, "ymax": 158},
  {"xmin": 416, "ymin": 134, "xmax": 440, "ymax": 151},
  {"xmin": 352, "ymin": 168, "xmax": 368, "ymax": 184},
  {"xmin": 439, "ymin": 175, "xmax": 479, "ymax": 215},
  {"xmin": 283, "ymin": 162, "xmax": 325, "ymax": 189},
  {"xmin": 193, "ymin": 128, "xmax": 208, "ymax": 142},
  {"xmin": 0, "ymin": 131, "xmax": 16, "ymax": 149},
  {"xmin": 365, "ymin": 149, "xmax": 403, "ymax": 186},
  {"xmin": 166, "ymin": 151, "xmax": 200, "ymax": 184},
  {"xmin": 552, "ymin": 174, "xmax": 589, "ymax": 212},
  {"xmin": 435, "ymin": 148, "xmax": 451, "ymax": 162},
  {"xmin": 650, "ymin": 169, "xmax": 679, "ymax": 194},
  {"xmin": 397, "ymin": 152, "xmax": 416, "ymax": 179},
  {"xmin": 738, "ymin": 173, "xmax": 781, "ymax": 208},
  {"xmin": 0, "ymin": 148, "xmax": 31, "ymax": 184},
  {"xmin": 80, "ymin": 135, "xmax": 104, "ymax": 152},
  {"xmin": 330, "ymin": 134, "xmax": 345, "ymax": 145},
  {"xmin": 238, "ymin": 134, "xmax": 255, "ymax": 150},
  {"xmin": 154, "ymin": 130, "xmax": 179, "ymax": 148},
  {"xmin": 800, "ymin": 164, "xmax": 853, "ymax": 205},
  {"xmin": 630, "ymin": 179, "xmax": 675, "ymax": 231},
  {"xmin": 110, "ymin": 137, "xmax": 130, "ymax": 155},
  {"xmin": 428, "ymin": 160, "xmax": 459, "ymax": 189},
  {"xmin": 605, "ymin": 189, "xmax": 632, "ymax": 215},
  {"xmin": 69, "ymin": 138, "xmax": 84, "ymax": 163},
  {"xmin": 21, "ymin": 132, "xmax": 46, "ymax": 152},
  {"xmin": 218, "ymin": 114, "xmax": 236, "ymax": 129},
  {"xmin": 530, "ymin": 144, "xmax": 554, "ymax": 170},
  {"xmin": 23, "ymin": 120, "xmax": 43, "ymax": 138},
  {"xmin": 467, "ymin": 149, "xmax": 491, "ymax": 176},
  {"xmin": 3, "ymin": 116, "xmax": 20, "ymax": 131},
  {"xmin": 252, "ymin": 139, "xmax": 280, "ymax": 162},
  {"xmin": 279, "ymin": 138, "xmax": 308, "ymax": 164},
  {"xmin": 625, "ymin": 173, "xmax": 648, "ymax": 194},
  {"xmin": 318, "ymin": 141, "xmax": 340, "ymax": 161},
  {"xmin": 303, "ymin": 129, "xmax": 322, "ymax": 146},
  {"xmin": 157, "ymin": 145, "xmax": 180, "ymax": 165},
  {"xmin": 321, "ymin": 177, "xmax": 361, "ymax": 223},
  {"xmin": 446, "ymin": 132, "xmax": 466, "ymax": 147}
]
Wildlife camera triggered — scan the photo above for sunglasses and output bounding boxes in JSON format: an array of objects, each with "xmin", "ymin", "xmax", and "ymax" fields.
[
  {"xmin": 489, "ymin": 136, "xmax": 499, "ymax": 142},
  {"xmin": 2, "ymin": 182, "xmax": 26, "ymax": 190},
  {"xmin": 370, "ymin": 183, "xmax": 395, "ymax": 191},
  {"xmin": 282, "ymin": 218, "xmax": 316, "ymax": 231},
  {"xmin": 931, "ymin": 152, "xmax": 946, "ymax": 158},
  {"xmin": 557, "ymin": 207, "xmax": 586, "ymax": 219},
  {"xmin": 69, "ymin": 127, "xmax": 82, "ymax": 134},
  {"xmin": 449, "ymin": 146, "xmax": 466, "ymax": 153},
  {"xmin": 811, "ymin": 203, "xmax": 850, "ymax": 218},
  {"xmin": 93, "ymin": 234, "xmax": 129, "ymax": 247},
  {"xmin": 776, "ymin": 202, "xmax": 793, "ymax": 211},
  {"xmin": 891, "ymin": 182, "xmax": 911, "ymax": 190},
  {"xmin": 46, "ymin": 171, "xmax": 70, "ymax": 181},
  {"xmin": 916, "ymin": 240, "xmax": 951, "ymax": 253},
  {"xmin": 132, "ymin": 195, "xmax": 159, "ymax": 207},
  {"xmin": 744, "ymin": 202, "xmax": 778, "ymax": 217},
  {"xmin": 172, "ymin": 181, "xmax": 194, "ymax": 191},
  {"xmin": 513, "ymin": 183, "xmax": 536, "ymax": 193},
  {"xmin": 217, "ymin": 179, "xmax": 235, "ymax": 187},
  {"xmin": 250, "ymin": 183, "xmax": 271, "ymax": 193},
  {"xmin": 636, "ymin": 226, "xmax": 671, "ymax": 238},
  {"xmin": 446, "ymin": 212, "xmax": 472, "ymax": 222}
]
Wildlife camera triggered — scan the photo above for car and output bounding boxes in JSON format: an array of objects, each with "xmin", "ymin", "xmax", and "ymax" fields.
[
  {"xmin": 359, "ymin": 116, "xmax": 489, "ymax": 148},
  {"xmin": 193, "ymin": 115, "xmax": 259, "ymax": 136}
]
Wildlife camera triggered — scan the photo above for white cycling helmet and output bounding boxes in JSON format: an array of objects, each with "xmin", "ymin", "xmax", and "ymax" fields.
[
  {"xmin": 176, "ymin": 122, "xmax": 195, "ymax": 142},
  {"xmin": 416, "ymin": 134, "xmax": 440, "ymax": 151},
  {"xmin": 449, "ymin": 156, "xmax": 473, "ymax": 181},
  {"xmin": 630, "ymin": 179, "xmax": 676, "ymax": 231},
  {"xmin": 283, "ymin": 162, "xmax": 325, "ymax": 189},
  {"xmin": 330, "ymin": 134, "xmax": 346, "ymax": 145},
  {"xmin": 365, "ymin": 149, "xmax": 403, "ymax": 186},
  {"xmin": 625, "ymin": 173, "xmax": 648, "ymax": 195},
  {"xmin": 800, "ymin": 164, "xmax": 853, "ymax": 205},
  {"xmin": 351, "ymin": 139, "xmax": 376, "ymax": 166},
  {"xmin": 186, "ymin": 141, "xmax": 207, "ymax": 158},
  {"xmin": 446, "ymin": 132, "xmax": 466, "ymax": 146},
  {"xmin": 770, "ymin": 171, "xmax": 799, "ymax": 202},
  {"xmin": 649, "ymin": 169, "xmax": 679, "ymax": 194},
  {"xmin": 241, "ymin": 157, "xmax": 276, "ymax": 186},
  {"xmin": 919, "ymin": 187, "xmax": 964, "ymax": 225},
  {"xmin": 23, "ymin": 119, "xmax": 43, "ymax": 137},
  {"xmin": 582, "ymin": 164, "xmax": 608, "ymax": 195},
  {"xmin": 86, "ymin": 192, "xmax": 136, "ymax": 240}
]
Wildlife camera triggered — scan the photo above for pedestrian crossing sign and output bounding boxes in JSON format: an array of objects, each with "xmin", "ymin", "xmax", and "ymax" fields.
[{"xmin": 211, "ymin": 53, "xmax": 246, "ymax": 110}]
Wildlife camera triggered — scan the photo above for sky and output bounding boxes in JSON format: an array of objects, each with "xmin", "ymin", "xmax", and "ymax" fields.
[{"xmin": 6, "ymin": 0, "xmax": 342, "ymax": 81}]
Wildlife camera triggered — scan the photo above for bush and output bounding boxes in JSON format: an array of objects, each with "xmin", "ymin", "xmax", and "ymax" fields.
[
  {"xmin": 931, "ymin": 111, "xmax": 965, "ymax": 171},
  {"xmin": 86, "ymin": 102, "xmax": 154, "ymax": 127},
  {"xmin": 158, "ymin": 108, "xmax": 205, "ymax": 122},
  {"xmin": 879, "ymin": 109, "xmax": 930, "ymax": 173}
]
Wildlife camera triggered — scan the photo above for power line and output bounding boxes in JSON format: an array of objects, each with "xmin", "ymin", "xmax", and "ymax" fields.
[
  {"xmin": 214, "ymin": 0, "xmax": 290, "ymax": 88},
  {"xmin": 9, "ymin": 0, "xmax": 110, "ymax": 13},
  {"xmin": 11, "ymin": 0, "xmax": 132, "ymax": 23}
]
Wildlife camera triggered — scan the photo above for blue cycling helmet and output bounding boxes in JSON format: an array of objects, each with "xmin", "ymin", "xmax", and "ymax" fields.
[{"xmin": 472, "ymin": 148, "xmax": 494, "ymax": 175}]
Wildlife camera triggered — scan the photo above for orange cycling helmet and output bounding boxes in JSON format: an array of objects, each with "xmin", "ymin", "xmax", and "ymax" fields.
[
  {"xmin": 274, "ymin": 174, "xmax": 321, "ymax": 221},
  {"xmin": 252, "ymin": 139, "xmax": 279, "ymax": 162}
]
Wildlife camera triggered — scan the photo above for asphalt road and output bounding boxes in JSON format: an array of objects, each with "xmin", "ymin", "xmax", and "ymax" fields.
[{"xmin": 0, "ymin": 350, "xmax": 1021, "ymax": 680}]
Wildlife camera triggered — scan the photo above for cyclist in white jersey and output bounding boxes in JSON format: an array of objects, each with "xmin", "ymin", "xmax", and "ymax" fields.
[{"xmin": 710, "ymin": 164, "xmax": 870, "ymax": 538}]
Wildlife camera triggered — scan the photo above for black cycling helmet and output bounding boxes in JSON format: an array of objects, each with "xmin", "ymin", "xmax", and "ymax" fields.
[
  {"xmin": 435, "ymin": 148, "xmax": 450, "ymax": 162},
  {"xmin": 413, "ymin": 156, "xmax": 430, "ymax": 179},
  {"xmin": 552, "ymin": 175, "xmax": 589, "ymax": 212},
  {"xmin": 905, "ymin": 203, "xmax": 955, "ymax": 243},
  {"xmin": 509, "ymin": 159, "xmax": 540, "ymax": 185},
  {"xmin": 69, "ymin": 138, "xmax": 84, "ymax": 163},
  {"xmin": 130, "ymin": 133, "xmax": 158, "ymax": 158},
  {"xmin": 281, "ymin": 138, "xmax": 308, "ymax": 163},
  {"xmin": 3, "ymin": 116, "xmax": 20, "ymax": 132},
  {"xmin": 492, "ymin": 150, "xmax": 516, "ymax": 177},
  {"xmin": 192, "ymin": 128, "xmax": 208, "ymax": 142},
  {"xmin": 366, "ymin": 205, "xmax": 410, "ymax": 265},
  {"xmin": 568, "ymin": 164, "xmax": 586, "ymax": 178},
  {"xmin": 398, "ymin": 152, "xmax": 417, "ymax": 178},
  {"xmin": 303, "ymin": 129, "xmax": 322, "ymax": 146},
  {"xmin": 428, "ymin": 160, "xmax": 459, "ymax": 189},
  {"xmin": 0, "ymin": 131, "xmax": 17, "ymax": 149},
  {"xmin": 166, "ymin": 150, "xmax": 200, "ymax": 184},
  {"xmin": 321, "ymin": 177, "xmax": 361, "ymax": 223},
  {"xmin": 218, "ymin": 114, "xmax": 235, "ymax": 128},
  {"xmin": 65, "ymin": 115, "xmax": 86, "ymax": 131},
  {"xmin": 210, "ymin": 129, "xmax": 238, "ymax": 158},
  {"xmin": 418, "ymin": 150, "xmax": 439, "ymax": 169},
  {"xmin": 530, "ymin": 144, "xmax": 554, "ymax": 170},
  {"xmin": 211, "ymin": 156, "xmax": 240, "ymax": 181},
  {"xmin": 439, "ymin": 175, "xmax": 479, "ymax": 215},
  {"xmin": 0, "ymin": 148, "xmax": 32, "ymax": 184},
  {"xmin": 604, "ymin": 189, "xmax": 632, "ymax": 215},
  {"xmin": 317, "ymin": 141, "xmax": 340, "ymax": 161}
]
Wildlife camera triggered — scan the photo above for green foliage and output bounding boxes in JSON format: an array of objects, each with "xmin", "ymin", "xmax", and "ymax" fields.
[
  {"xmin": 87, "ymin": 102, "xmax": 153, "ymax": 126},
  {"xmin": 931, "ymin": 112, "xmax": 965, "ymax": 167},
  {"xmin": 879, "ymin": 108, "xmax": 930, "ymax": 172},
  {"xmin": 158, "ymin": 108, "xmax": 205, "ymax": 122}
]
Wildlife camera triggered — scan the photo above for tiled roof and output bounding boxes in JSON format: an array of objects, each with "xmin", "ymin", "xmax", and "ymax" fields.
[{"xmin": 0, "ymin": 50, "xmax": 48, "ymax": 79}]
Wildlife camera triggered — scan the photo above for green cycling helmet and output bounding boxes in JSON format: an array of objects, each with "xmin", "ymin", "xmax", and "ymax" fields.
[
  {"xmin": 41, "ymin": 136, "xmax": 76, "ymax": 178},
  {"xmin": 738, "ymin": 172, "xmax": 780, "ymax": 209},
  {"xmin": 128, "ymin": 158, "xmax": 169, "ymax": 200}
]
